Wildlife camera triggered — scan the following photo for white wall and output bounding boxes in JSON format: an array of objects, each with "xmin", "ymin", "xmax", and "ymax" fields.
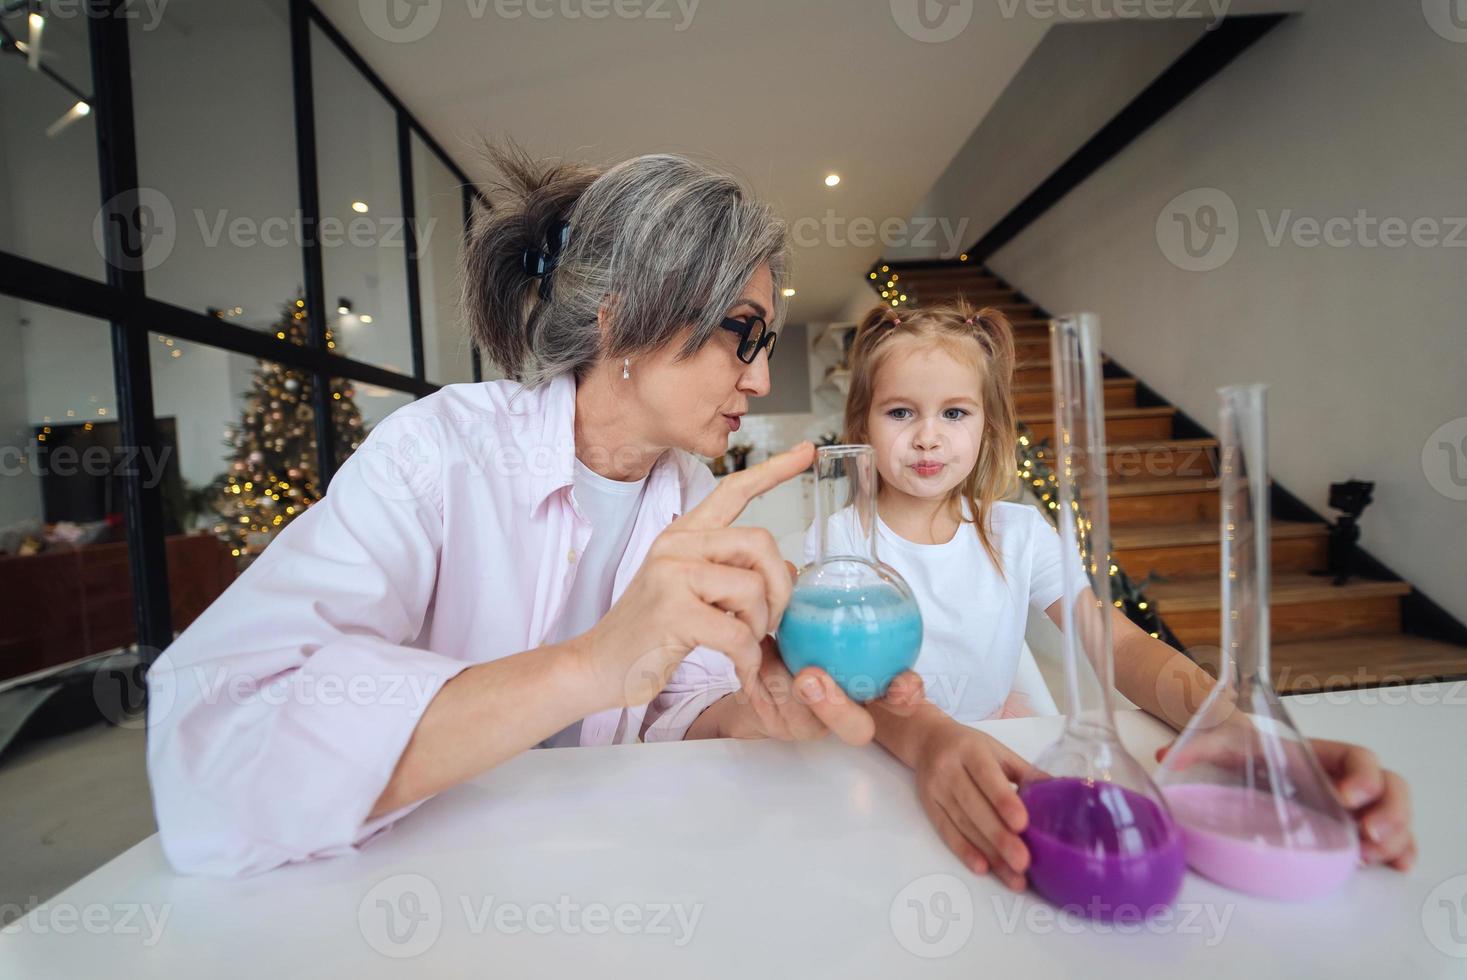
[
  {"xmin": 888, "ymin": 17, "xmax": 1206, "ymax": 263},
  {"xmin": 990, "ymin": 0, "xmax": 1467, "ymax": 623}
]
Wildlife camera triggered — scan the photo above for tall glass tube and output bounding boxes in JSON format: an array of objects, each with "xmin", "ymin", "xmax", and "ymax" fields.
[
  {"xmin": 777, "ymin": 445, "xmax": 922, "ymax": 702},
  {"xmin": 1018, "ymin": 313, "xmax": 1185, "ymax": 922},
  {"xmin": 1155, "ymin": 384, "xmax": 1357, "ymax": 900}
]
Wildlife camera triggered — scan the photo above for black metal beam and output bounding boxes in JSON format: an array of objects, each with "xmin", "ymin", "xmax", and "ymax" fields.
[
  {"xmin": 87, "ymin": 0, "xmax": 172, "ymax": 652},
  {"xmin": 399, "ymin": 111, "xmax": 426, "ymax": 382},
  {"xmin": 289, "ymin": 0, "xmax": 338, "ymax": 483},
  {"xmin": 0, "ymin": 251, "xmax": 439, "ymax": 397},
  {"xmin": 962, "ymin": 13, "xmax": 1287, "ymax": 266}
]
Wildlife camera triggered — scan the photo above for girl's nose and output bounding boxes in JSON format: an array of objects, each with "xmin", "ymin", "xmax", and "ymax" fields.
[{"xmin": 913, "ymin": 419, "xmax": 941, "ymax": 450}]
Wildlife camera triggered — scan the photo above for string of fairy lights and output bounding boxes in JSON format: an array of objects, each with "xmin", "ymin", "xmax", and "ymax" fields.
[
  {"xmin": 1016, "ymin": 425, "xmax": 1177, "ymax": 645},
  {"xmin": 865, "ymin": 252, "xmax": 974, "ymax": 310}
]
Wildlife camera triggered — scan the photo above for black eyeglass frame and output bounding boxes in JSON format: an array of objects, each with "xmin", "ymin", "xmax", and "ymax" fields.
[{"xmin": 719, "ymin": 315, "xmax": 777, "ymax": 364}]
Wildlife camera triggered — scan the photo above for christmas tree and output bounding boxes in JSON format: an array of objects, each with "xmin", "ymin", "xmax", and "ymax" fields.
[{"xmin": 210, "ymin": 297, "xmax": 365, "ymax": 562}]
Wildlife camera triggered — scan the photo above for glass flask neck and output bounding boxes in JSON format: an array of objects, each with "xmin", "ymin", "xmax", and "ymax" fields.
[
  {"xmin": 813, "ymin": 444, "xmax": 880, "ymax": 565},
  {"xmin": 1219, "ymin": 383, "xmax": 1271, "ymax": 686},
  {"xmin": 1050, "ymin": 313, "xmax": 1121, "ymax": 739}
]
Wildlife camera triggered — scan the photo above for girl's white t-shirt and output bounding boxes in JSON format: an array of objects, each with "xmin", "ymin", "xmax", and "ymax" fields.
[
  {"xmin": 803, "ymin": 499, "xmax": 1082, "ymax": 723},
  {"xmin": 538, "ymin": 457, "xmax": 649, "ymax": 748}
]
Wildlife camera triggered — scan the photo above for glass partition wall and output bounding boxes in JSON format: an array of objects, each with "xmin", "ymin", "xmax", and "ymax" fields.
[{"xmin": 0, "ymin": 0, "xmax": 480, "ymax": 681}]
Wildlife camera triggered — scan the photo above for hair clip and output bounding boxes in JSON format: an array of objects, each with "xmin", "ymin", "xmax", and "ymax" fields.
[
  {"xmin": 964, "ymin": 317, "xmax": 975, "ymax": 325},
  {"xmin": 521, "ymin": 218, "xmax": 572, "ymax": 301},
  {"xmin": 891, "ymin": 317, "xmax": 901, "ymax": 326}
]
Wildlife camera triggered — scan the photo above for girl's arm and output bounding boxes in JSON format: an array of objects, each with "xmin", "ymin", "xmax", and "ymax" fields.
[
  {"xmin": 1067, "ymin": 602, "xmax": 1416, "ymax": 871},
  {"xmin": 1079, "ymin": 602, "xmax": 1219, "ymax": 731},
  {"xmin": 870, "ymin": 698, "xmax": 1035, "ymax": 892}
]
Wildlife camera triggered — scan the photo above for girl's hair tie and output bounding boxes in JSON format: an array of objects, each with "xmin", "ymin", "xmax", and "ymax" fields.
[
  {"xmin": 891, "ymin": 317, "xmax": 901, "ymax": 326},
  {"xmin": 964, "ymin": 316, "xmax": 975, "ymax": 325}
]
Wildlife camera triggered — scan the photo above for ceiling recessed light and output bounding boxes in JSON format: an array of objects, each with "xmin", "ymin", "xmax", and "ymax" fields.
[
  {"xmin": 824, "ymin": 174, "xmax": 840, "ymax": 187},
  {"xmin": 782, "ymin": 288, "xmax": 796, "ymax": 297},
  {"xmin": 360, "ymin": 314, "xmax": 374, "ymax": 324},
  {"xmin": 351, "ymin": 201, "xmax": 369, "ymax": 213}
]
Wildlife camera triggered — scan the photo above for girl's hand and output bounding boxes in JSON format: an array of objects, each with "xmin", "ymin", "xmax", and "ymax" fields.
[
  {"xmin": 1304, "ymin": 738, "xmax": 1415, "ymax": 870},
  {"xmin": 914, "ymin": 719, "xmax": 1038, "ymax": 891},
  {"xmin": 1154, "ymin": 736, "xmax": 1416, "ymax": 871}
]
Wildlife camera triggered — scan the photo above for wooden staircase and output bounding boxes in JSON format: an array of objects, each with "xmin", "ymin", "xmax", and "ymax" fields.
[{"xmin": 885, "ymin": 261, "xmax": 1467, "ymax": 694}]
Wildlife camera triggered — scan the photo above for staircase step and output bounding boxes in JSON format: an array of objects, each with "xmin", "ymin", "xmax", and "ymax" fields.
[
  {"xmin": 916, "ymin": 289, "xmax": 1023, "ymax": 306},
  {"xmin": 1109, "ymin": 477, "xmax": 1222, "ymax": 526},
  {"xmin": 1112, "ymin": 519, "xmax": 1327, "ymax": 577},
  {"xmin": 1023, "ymin": 405, "xmax": 1175, "ymax": 443},
  {"xmin": 1268, "ymin": 634, "xmax": 1467, "ymax": 693},
  {"xmin": 1150, "ymin": 573, "xmax": 1410, "ymax": 648},
  {"xmin": 1022, "ymin": 437, "xmax": 1217, "ymax": 482},
  {"xmin": 1100, "ymin": 438, "xmax": 1218, "ymax": 481},
  {"xmin": 1014, "ymin": 378, "xmax": 1136, "ymax": 412},
  {"xmin": 1013, "ymin": 358, "xmax": 1111, "ymax": 389}
]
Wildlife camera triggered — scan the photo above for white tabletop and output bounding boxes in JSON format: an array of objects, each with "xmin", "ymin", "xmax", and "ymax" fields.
[{"xmin": 3, "ymin": 683, "xmax": 1464, "ymax": 978}]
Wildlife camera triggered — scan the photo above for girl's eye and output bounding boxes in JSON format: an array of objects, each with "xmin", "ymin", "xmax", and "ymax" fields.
[{"xmin": 885, "ymin": 407, "xmax": 971, "ymax": 421}]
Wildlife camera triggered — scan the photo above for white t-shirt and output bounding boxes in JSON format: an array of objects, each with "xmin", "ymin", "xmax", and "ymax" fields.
[
  {"xmin": 538, "ymin": 458, "xmax": 649, "ymax": 748},
  {"xmin": 802, "ymin": 499, "xmax": 1082, "ymax": 723}
]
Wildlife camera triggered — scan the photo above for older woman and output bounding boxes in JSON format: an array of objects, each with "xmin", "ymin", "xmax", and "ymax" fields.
[{"xmin": 146, "ymin": 148, "xmax": 920, "ymax": 876}]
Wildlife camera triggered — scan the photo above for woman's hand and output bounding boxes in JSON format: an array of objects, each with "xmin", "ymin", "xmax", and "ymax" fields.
[
  {"xmin": 574, "ymin": 441, "xmax": 813, "ymax": 712},
  {"xmin": 1154, "ymin": 735, "xmax": 1416, "ymax": 871},
  {"xmin": 696, "ymin": 633, "xmax": 925, "ymax": 745},
  {"xmin": 913, "ymin": 717, "xmax": 1038, "ymax": 891}
]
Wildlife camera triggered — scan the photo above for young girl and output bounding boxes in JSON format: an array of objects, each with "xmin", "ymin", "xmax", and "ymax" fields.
[{"xmin": 801, "ymin": 300, "xmax": 1417, "ymax": 892}]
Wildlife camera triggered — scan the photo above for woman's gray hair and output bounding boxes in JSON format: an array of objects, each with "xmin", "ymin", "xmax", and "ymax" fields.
[{"xmin": 462, "ymin": 143, "xmax": 789, "ymax": 387}]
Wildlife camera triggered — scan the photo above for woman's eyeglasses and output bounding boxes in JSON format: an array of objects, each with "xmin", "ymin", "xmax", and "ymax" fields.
[{"xmin": 720, "ymin": 315, "xmax": 777, "ymax": 364}]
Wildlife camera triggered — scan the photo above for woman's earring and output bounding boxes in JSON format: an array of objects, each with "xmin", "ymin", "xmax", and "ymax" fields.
[{"xmin": 622, "ymin": 357, "xmax": 630, "ymax": 380}]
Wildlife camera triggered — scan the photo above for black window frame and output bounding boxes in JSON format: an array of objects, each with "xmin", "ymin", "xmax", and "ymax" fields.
[{"xmin": 0, "ymin": 0, "xmax": 485, "ymax": 655}]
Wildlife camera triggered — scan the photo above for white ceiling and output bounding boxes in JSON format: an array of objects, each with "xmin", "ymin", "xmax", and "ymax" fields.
[{"xmin": 315, "ymin": 0, "xmax": 1302, "ymax": 322}]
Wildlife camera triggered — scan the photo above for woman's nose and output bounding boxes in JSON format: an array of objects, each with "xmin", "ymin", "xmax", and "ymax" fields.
[{"xmin": 738, "ymin": 351, "xmax": 772, "ymax": 397}]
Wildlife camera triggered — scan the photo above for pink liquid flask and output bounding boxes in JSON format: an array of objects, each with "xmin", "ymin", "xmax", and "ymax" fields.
[
  {"xmin": 1018, "ymin": 313, "xmax": 1185, "ymax": 922},
  {"xmin": 1155, "ymin": 384, "xmax": 1358, "ymax": 901}
]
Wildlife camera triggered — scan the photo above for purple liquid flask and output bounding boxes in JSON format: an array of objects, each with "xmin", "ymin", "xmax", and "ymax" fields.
[
  {"xmin": 1155, "ymin": 384, "xmax": 1358, "ymax": 901},
  {"xmin": 1017, "ymin": 313, "xmax": 1185, "ymax": 923},
  {"xmin": 777, "ymin": 445, "xmax": 923, "ymax": 702}
]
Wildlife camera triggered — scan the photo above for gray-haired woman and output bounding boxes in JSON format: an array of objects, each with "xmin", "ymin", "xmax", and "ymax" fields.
[{"xmin": 146, "ymin": 146, "xmax": 922, "ymax": 876}]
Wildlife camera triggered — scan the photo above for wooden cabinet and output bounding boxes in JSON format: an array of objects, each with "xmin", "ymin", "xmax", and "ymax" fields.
[{"xmin": 0, "ymin": 534, "xmax": 235, "ymax": 682}]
